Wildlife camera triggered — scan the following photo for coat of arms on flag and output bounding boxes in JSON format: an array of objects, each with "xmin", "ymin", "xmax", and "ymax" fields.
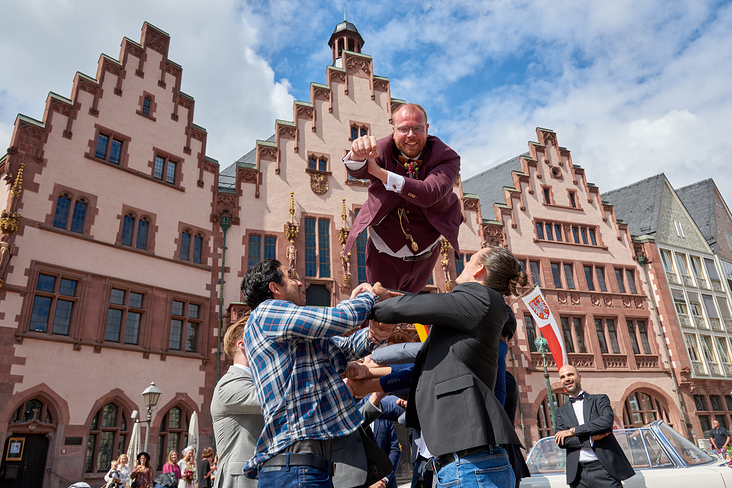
[{"xmin": 528, "ymin": 295, "xmax": 550, "ymax": 320}]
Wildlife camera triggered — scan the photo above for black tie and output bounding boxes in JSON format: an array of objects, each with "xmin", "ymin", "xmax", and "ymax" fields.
[{"xmin": 569, "ymin": 392, "xmax": 585, "ymax": 404}]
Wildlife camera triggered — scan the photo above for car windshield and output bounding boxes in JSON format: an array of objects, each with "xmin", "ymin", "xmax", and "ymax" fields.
[
  {"xmin": 526, "ymin": 422, "xmax": 706, "ymax": 474},
  {"xmin": 657, "ymin": 422, "xmax": 715, "ymax": 466}
]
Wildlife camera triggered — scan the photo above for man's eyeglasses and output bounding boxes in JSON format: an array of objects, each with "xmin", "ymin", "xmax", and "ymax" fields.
[{"xmin": 396, "ymin": 125, "xmax": 425, "ymax": 135}]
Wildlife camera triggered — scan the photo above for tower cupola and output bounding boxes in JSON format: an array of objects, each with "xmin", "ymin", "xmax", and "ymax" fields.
[{"xmin": 328, "ymin": 21, "xmax": 364, "ymax": 67}]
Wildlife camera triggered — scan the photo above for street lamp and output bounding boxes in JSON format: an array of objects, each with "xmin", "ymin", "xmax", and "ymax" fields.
[
  {"xmin": 142, "ymin": 382, "xmax": 162, "ymax": 453},
  {"xmin": 534, "ymin": 337, "xmax": 557, "ymax": 431}
]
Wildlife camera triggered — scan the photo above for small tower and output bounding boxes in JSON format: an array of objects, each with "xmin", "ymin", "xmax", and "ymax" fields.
[{"xmin": 328, "ymin": 20, "xmax": 364, "ymax": 67}]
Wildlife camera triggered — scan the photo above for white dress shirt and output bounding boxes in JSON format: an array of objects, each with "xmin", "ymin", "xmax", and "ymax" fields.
[{"xmin": 571, "ymin": 391, "xmax": 599, "ymax": 463}]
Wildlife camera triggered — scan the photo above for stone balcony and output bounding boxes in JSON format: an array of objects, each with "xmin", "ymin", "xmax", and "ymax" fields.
[{"xmin": 692, "ymin": 361, "xmax": 707, "ymax": 375}]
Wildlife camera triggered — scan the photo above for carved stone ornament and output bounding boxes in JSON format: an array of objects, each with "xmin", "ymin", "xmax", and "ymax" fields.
[
  {"xmin": 603, "ymin": 296, "xmax": 613, "ymax": 307},
  {"xmin": 558, "ymin": 293, "xmax": 568, "ymax": 305},
  {"xmin": 330, "ymin": 70, "xmax": 346, "ymax": 84},
  {"xmin": 635, "ymin": 298, "xmax": 644, "ymax": 309},
  {"xmin": 570, "ymin": 293, "xmax": 580, "ymax": 305},
  {"xmin": 313, "ymin": 88, "xmax": 330, "ymax": 101},
  {"xmin": 278, "ymin": 125, "xmax": 296, "ymax": 139},
  {"xmin": 623, "ymin": 297, "xmax": 632, "ymax": 308},
  {"xmin": 373, "ymin": 79, "xmax": 389, "ymax": 91},
  {"xmin": 346, "ymin": 57, "xmax": 372, "ymax": 75},
  {"xmin": 296, "ymin": 106, "xmax": 314, "ymax": 119},
  {"xmin": 463, "ymin": 198, "xmax": 480, "ymax": 211},
  {"xmin": 482, "ymin": 224, "xmax": 504, "ymax": 247},
  {"xmin": 338, "ymin": 227, "xmax": 349, "ymax": 246},
  {"xmin": 258, "ymin": 146, "xmax": 277, "ymax": 160},
  {"xmin": 0, "ymin": 211, "xmax": 21, "ymax": 234},
  {"xmin": 217, "ymin": 194, "xmax": 236, "ymax": 207},
  {"xmin": 591, "ymin": 295, "xmax": 601, "ymax": 307},
  {"xmin": 310, "ymin": 173, "xmax": 329, "ymax": 195}
]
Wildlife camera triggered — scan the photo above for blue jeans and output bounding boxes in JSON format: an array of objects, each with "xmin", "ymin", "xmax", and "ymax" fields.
[
  {"xmin": 435, "ymin": 446, "xmax": 515, "ymax": 488},
  {"xmin": 258, "ymin": 465, "xmax": 332, "ymax": 488}
]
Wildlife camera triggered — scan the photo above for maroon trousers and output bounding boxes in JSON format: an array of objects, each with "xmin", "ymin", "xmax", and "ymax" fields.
[{"xmin": 365, "ymin": 239, "xmax": 441, "ymax": 294}]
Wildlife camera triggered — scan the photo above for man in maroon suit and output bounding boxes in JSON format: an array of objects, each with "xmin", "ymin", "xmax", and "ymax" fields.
[{"xmin": 343, "ymin": 104, "xmax": 463, "ymax": 293}]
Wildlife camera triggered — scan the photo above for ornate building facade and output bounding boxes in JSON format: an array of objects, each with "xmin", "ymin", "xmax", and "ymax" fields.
[
  {"xmin": 0, "ymin": 21, "xmax": 480, "ymax": 487},
  {"xmin": 463, "ymin": 129, "xmax": 681, "ymax": 446}
]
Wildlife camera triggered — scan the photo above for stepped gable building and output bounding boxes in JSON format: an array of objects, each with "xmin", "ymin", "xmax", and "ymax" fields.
[
  {"xmin": 219, "ymin": 20, "xmax": 482, "ymax": 326},
  {"xmin": 604, "ymin": 175, "xmax": 732, "ymax": 442},
  {"xmin": 463, "ymin": 128, "xmax": 680, "ymax": 446},
  {"xmin": 0, "ymin": 22, "xmax": 222, "ymax": 485}
]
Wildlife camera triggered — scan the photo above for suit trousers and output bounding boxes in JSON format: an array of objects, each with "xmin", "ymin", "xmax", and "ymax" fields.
[
  {"xmin": 434, "ymin": 447, "xmax": 514, "ymax": 488},
  {"xmin": 365, "ymin": 239, "xmax": 441, "ymax": 294},
  {"xmin": 570, "ymin": 460, "xmax": 622, "ymax": 488}
]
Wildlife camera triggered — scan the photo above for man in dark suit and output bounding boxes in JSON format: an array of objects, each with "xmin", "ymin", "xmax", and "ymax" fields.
[
  {"xmin": 344, "ymin": 103, "xmax": 462, "ymax": 293},
  {"xmin": 554, "ymin": 365, "xmax": 635, "ymax": 488},
  {"xmin": 370, "ymin": 245, "xmax": 527, "ymax": 488}
]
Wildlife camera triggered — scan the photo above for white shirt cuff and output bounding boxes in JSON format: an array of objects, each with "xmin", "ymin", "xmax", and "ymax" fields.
[
  {"xmin": 385, "ymin": 171, "xmax": 405, "ymax": 193},
  {"xmin": 343, "ymin": 150, "xmax": 367, "ymax": 170}
]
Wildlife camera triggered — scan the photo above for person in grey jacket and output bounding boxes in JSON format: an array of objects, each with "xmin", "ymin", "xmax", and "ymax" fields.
[{"xmin": 211, "ymin": 318, "xmax": 264, "ymax": 488}]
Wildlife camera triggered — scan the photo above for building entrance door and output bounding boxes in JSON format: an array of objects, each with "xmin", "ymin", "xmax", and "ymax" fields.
[{"xmin": 0, "ymin": 434, "xmax": 49, "ymax": 488}]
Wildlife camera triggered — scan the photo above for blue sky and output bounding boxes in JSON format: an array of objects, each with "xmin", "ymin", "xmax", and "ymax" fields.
[{"xmin": 2, "ymin": 0, "xmax": 732, "ymax": 209}]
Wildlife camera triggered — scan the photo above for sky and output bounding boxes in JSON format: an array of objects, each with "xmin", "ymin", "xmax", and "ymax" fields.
[{"xmin": 2, "ymin": 0, "xmax": 732, "ymax": 208}]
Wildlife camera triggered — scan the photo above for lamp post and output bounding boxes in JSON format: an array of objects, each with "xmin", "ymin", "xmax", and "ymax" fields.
[
  {"xmin": 142, "ymin": 382, "xmax": 162, "ymax": 453},
  {"xmin": 534, "ymin": 337, "xmax": 556, "ymax": 431}
]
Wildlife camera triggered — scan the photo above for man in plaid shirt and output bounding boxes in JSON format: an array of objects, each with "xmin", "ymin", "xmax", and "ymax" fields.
[{"xmin": 240, "ymin": 258, "xmax": 393, "ymax": 487}]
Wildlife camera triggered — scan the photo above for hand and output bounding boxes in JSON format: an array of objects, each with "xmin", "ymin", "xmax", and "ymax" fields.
[
  {"xmin": 370, "ymin": 391, "xmax": 387, "ymax": 407},
  {"xmin": 591, "ymin": 432, "xmax": 610, "ymax": 442},
  {"xmin": 369, "ymin": 320, "xmax": 396, "ymax": 343},
  {"xmin": 396, "ymin": 398, "xmax": 408, "ymax": 410},
  {"xmin": 368, "ymin": 477, "xmax": 387, "ymax": 488},
  {"xmin": 348, "ymin": 378, "xmax": 383, "ymax": 398},
  {"xmin": 373, "ymin": 282, "xmax": 403, "ymax": 302},
  {"xmin": 554, "ymin": 429, "xmax": 574, "ymax": 445},
  {"xmin": 351, "ymin": 282, "xmax": 375, "ymax": 299},
  {"xmin": 344, "ymin": 361, "xmax": 372, "ymax": 380},
  {"xmin": 351, "ymin": 135, "xmax": 379, "ymax": 161}
]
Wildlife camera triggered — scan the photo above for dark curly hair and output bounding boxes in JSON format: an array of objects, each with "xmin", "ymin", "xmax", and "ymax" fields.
[
  {"xmin": 241, "ymin": 258, "xmax": 285, "ymax": 309},
  {"xmin": 479, "ymin": 246, "xmax": 529, "ymax": 296}
]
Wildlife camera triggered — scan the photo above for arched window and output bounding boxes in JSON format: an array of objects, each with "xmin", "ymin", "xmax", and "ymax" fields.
[
  {"xmin": 9, "ymin": 398, "xmax": 55, "ymax": 426},
  {"xmin": 537, "ymin": 392, "xmax": 568, "ymax": 438},
  {"xmin": 142, "ymin": 97, "xmax": 152, "ymax": 116},
  {"xmin": 180, "ymin": 230, "xmax": 191, "ymax": 261},
  {"xmin": 85, "ymin": 402, "xmax": 129, "ymax": 473},
  {"xmin": 136, "ymin": 218, "xmax": 149, "ymax": 250},
  {"xmin": 623, "ymin": 391, "xmax": 669, "ymax": 428},
  {"xmin": 156, "ymin": 406, "xmax": 189, "ymax": 471},
  {"xmin": 53, "ymin": 194, "xmax": 72, "ymax": 229},
  {"xmin": 121, "ymin": 213, "xmax": 135, "ymax": 246},
  {"xmin": 193, "ymin": 234, "xmax": 203, "ymax": 264},
  {"xmin": 70, "ymin": 198, "xmax": 87, "ymax": 233}
]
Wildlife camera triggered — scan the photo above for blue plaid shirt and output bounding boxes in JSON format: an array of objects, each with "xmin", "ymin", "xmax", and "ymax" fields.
[{"xmin": 242, "ymin": 292, "xmax": 379, "ymax": 477}]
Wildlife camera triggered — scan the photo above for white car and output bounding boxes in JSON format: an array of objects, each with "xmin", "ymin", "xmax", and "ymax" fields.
[{"xmin": 522, "ymin": 421, "xmax": 732, "ymax": 487}]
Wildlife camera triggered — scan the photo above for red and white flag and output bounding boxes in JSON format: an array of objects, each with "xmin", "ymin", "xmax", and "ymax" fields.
[{"xmin": 522, "ymin": 287, "xmax": 568, "ymax": 368}]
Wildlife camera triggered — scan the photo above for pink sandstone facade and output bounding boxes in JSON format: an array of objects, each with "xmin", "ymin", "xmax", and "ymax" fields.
[{"xmin": 3, "ymin": 17, "xmax": 732, "ymax": 488}]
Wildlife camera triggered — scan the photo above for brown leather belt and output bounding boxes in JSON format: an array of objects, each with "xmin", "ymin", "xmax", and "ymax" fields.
[
  {"xmin": 432, "ymin": 445, "xmax": 492, "ymax": 473},
  {"xmin": 263, "ymin": 453, "xmax": 335, "ymax": 475}
]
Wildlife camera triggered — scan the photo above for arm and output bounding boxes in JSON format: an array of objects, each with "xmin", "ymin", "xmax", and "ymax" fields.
[
  {"xmin": 494, "ymin": 340, "xmax": 508, "ymax": 406},
  {"xmin": 573, "ymin": 395, "xmax": 615, "ymax": 436},
  {"xmin": 376, "ymin": 395, "xmax": 406, "ymax": 422},
  {"xmin": 371, "ymin": 285, "xmax": 497, "ymax": 333},
  {"xmin": 371, "ymin": 342, "xmax": 422, "ymax": 365},
  {"xmin": 554, "ymin": 405, "xmax": 583, "ymax": 450},
  {"xmin": 163, "ymin": 463, "xmax": 173, "ymax": 474},
  {"xmin": 213, "ymin": 375, "xmax": 261, "ymax": 415},
  {"xmin": 329, "ymin": 328, "xmax": 378, "ymax": 372},
  {"xmin": 398, "ymin": 149, "xmax": 460, "ymax": 208},
  {"xmin": 257, "ymin": 292, "xmax": 377, "ymax": 341}
]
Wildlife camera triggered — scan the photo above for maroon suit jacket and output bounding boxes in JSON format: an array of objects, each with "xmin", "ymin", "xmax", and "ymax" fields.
[{"xmin": 344, "ymin": 134, "xmax": 463, "ymax": 255}]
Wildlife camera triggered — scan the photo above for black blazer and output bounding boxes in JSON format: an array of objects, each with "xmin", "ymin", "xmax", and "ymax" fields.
[
  {"xmin": 371, "ymin": 282, "xmax": 521, "ymax": 457},
  {"xmin": 555, "ymin": 393, "xmax": 635, "ymax": 484}
]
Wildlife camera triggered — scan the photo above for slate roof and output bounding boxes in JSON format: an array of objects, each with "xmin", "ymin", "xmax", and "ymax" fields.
[
  {"xmin": 676, "ymin": 178, "xmax": 717, "ymax": 248},
  {"xmin": 600, "ymin": 173, "xmax": 666, "ymax": 236},
  {"xmin": 219, "ymin": 134, "xmax": 275, "ymax": 191},
  {"xmin": 462, "ymin": 154, "xmax": 526, "ymax": 219}
]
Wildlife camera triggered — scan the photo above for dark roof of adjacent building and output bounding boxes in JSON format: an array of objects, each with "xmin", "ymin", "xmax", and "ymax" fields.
[
  {"xmin": 219, "ymin": 134, "xmax": 275, "ymax": 191},
  {"xmin": 601, "ymin": 173, "xmax": 666, "ymax": 236},
  {"xmin": 676, "ymin": 178, "xmax": 717, "ymax": 248},
  {"xmin": 462, "ymin": 154, "xmax": 525, "ymax": 219}
]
